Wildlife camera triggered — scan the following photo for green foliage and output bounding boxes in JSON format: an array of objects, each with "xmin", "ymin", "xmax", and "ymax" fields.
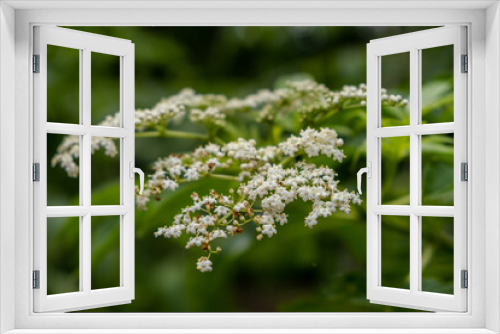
[{"xmin": 46, "ymin": 26, "xmax": 454, "ymax": 313}]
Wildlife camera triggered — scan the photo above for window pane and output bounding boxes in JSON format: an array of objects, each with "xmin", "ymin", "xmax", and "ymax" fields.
[
  {"xmin": 421, "ymin": 45, "xmax": 454, "ymax": 124},
  {"xmin": 421, "ymin": 216, "xmax": 454, "ymax": 294},
  {"xmin": 91, "ymin": 215, "xmax": 120, "ymax": 290},
  {"xmin": 91, "ymin": 52, "xmax": 120, "ymax": 127},
  {"xmin": 381, "ymin": 52, "xmax": 410, "ymax": 127},
  {"xmin": 47, "ymin": 217, "xmax": 80, "ymax": 295},
  {"xmin": 381, "ymin": 136, "xmax": 410, "ymax": 205},
  {"xmin": 47, "ymin": 45, "xmax": 80, "ymax": 124},
  {"xmin": 47, "ymin": 134, "xmax": 80, "ymax": 206},
  {"xmin": 91, "ymin": 137, "xmax": 120, "ymax": 205},
  {"xmin": 421, "ymin": 134, "xmax": 454, "ymax": 206},
  {"xmin": 381, "ymin": 215, "xmax": 410, "ymax": 290}
]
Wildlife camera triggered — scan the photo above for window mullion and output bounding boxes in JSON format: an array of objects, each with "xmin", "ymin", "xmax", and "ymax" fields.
[
  {"xmin": 81, "ymin": 47, "xmax": 92, "ymax": 294},
  {"xmin": 409, "ymin": 47, "xmax": 421, "ymax": 294}
]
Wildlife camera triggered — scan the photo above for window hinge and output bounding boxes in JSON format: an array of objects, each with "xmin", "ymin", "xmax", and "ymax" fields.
[
  {"xmin": 461, "ymin": 54, "xmax": 468, "ymax": 73},
  {"xmin": 33, "ymin": 54, "xmax": 40, "ymax": 73},
  {"xmin": 33, "ymin": 163, "xmax": 40, "ymax": 182},
  {"xmin": 33, "ymin": 270, "xmax": 40, "ymax": 289},
  {"xmin": 461, "ymin": 270, "xmax": 468, "ymax": 289},
  {"xmin": 461, "ymin": 162, "xmax": 468, "ymax": 181}
]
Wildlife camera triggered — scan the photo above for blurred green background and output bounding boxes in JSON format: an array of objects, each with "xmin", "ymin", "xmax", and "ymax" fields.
[{"xmin": 45, "ymin": 26, "xmax": 455, "ymax": 312}]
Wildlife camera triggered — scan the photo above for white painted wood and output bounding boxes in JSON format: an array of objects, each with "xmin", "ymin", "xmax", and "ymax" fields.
[
  {"xmin": 8, "ymin": 5, "xmax": 488, "ymax": 333},
  {"xmin": 366, "ymin": 26, "xmax": 467, "ymax": 312},
  {"xmin": 2, "ymin": 0, "xmax": 497, "ymax": 10},
  {"xmin": 46, "ymin": 206, "xmax": 130, "ymax": 217},
  {"xmin": 46, "ymin": 123, "xmax": 128, "ymax": 137},
  {"xmin": 0, "ymin": 2, "xmax": 17, "ymax": 333},
  {"xmin": 33, "ymin": 26, "xmax": 135, "ymax": 313},
  {"xmin": 372, "ymin": 205, "xmax": 455, "ymax": 217},
  {"xmin": 0, "ymin": 329, "xmax": 498, "ymax": 334},
  {"xmin": 409, "ymin": 47, "xmax": 420, "ymax": 297},
  {"xmin": 485, "ymin": 3, "xmax": 500, "ymax": 333},
  {"xmin": 372, "ymin": 123, "xmax": 454, "ymax": 138}
]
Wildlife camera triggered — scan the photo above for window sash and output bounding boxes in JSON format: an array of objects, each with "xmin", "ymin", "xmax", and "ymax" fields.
[
  {"xmin": 32, "ymin": 26, "xmax": 135, "ymax": 313},
  {"xmin": 366, "ymin": 26, "xmax": 468, "ymax": 312}
]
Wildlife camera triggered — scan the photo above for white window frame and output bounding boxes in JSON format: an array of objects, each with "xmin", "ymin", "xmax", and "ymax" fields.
[
  {"xmin": 33, "ymin": 26, "xmax": 136, "ymax": 313},
  {"xmin": 366, "ymin": 26, "xmax": 468, "ymax": 312},
  {"xmin": 1, "ymin": 1, "xmax": 499, "ymax": 333}
]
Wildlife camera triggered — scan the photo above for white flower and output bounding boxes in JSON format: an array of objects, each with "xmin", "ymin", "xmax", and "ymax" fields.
[
  {"xmin": 211, "ymin": 229, "xmax": 227, "ymax": 240},
  {"xmin": 185, "ymin": 168, "xmax": 199, "ymax": 181},
  {"xmin": 214, "ymin": 206, "xmax": 230, "ymax": 216},
  {"xmin": 275, "ymin": 213, "xmax": 288, "ymax": 225},
  {"xmin": 186, "ymin": 222, "xmax": 200, "ymax": 234},
  {"xmin": 298, "ymin": 186, "xmax": 315, "ymax": 201},
  {"xmin": 305, "ymin": 214, "xmax": 318, "ymax": 229},
  {"xmin": 199, "ymin": 215, "xmax": 216, "ymax": 226},
  {"xmin": 340, "ymin": 205, "xmax": 351, "ymax": 214},
  {"xmin": 261, "ymin": 194, "xmax": 285, "ymax": 214},
  {"xmin": 315, "ymin": 206, "xmax": 332, "ymax": 218},
  {"xmin": 260, "ymin": 214, "xmax": 274, "ymax": 225},
  {"xmin": 279, "ymin": 128, "xmax": 345, "ymax": 162},
  {"xmin": 136, "ymin": 190, "xmax": 151, "ymax": 210},
  {"xmin": 196, "ymin": 257, "xmax": 213, "ymax": 273},
  {"xmin": 154, "ymin": 227, "xmax": 165, "ymax": 238},
  {"xmin": 164, "ymin": 225, "xmax": 184, "ymax": 238},
  {"xmin": 262, "ymin": 224, "xmax": 277, "ymax": 238},
  {"xmin": 169, "ymin": 165, "xmax": 184, "ymax": 177},
  {"xmin": 234, "ymin": 202, "xmax": 246, "ymax": 212},
  {"xmin": 190, "ymin": 107, "xmax": 226, "ymax": 126},
  {"xmin": 162, "ymin": 179, "xmax": 179, "ymax": 191},
  {"xmin": 219, "ymin": 196, "xmax": 233, "ymax": 205},
  {"xmin": 186, "ymin": 236, "xmax": 205, "ymax": 248}
]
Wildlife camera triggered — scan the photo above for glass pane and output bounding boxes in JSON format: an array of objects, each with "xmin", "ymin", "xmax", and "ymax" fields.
[
  {"xmin": 47, "ymin": 134, "xmax": 80, "ymax": 206},
  {"xmin": 47, "ymin": 45, "xmax": 80, "ymax": 124},
  {"xmin": 381, "ymin": 215, "xmax": 410, "ymax": 290},
  {"xmin": 47, "ymin": 217, "xmax": 80, "ymax": 295},
  {"xmin": 421, "ymin": 45, "xmax": 454, "ymax": 124},
  {"xmin": 91, "ymin": 52, "xmax": 120, "ymax": 127},
  {"xmin": 91, "ymin": 215, "xmax": 120, "ymax": 290},
  {"xmin": 421, "ymin": 216, "xmax": 454, "ymax": 294},
  {"xmin": 421, "ymin": 134, "xmax": 454, "ymax": 206},
  {"xmin": 381, "ymin": 136, "xmax": 410, "ymax": 205},
  {"xmin": 91, "ymin": 137, "xmax": 120, "ymax": 205},
  {"xmin": 381, "ymin": 52, "xmax": 410, "ymax": 127}
]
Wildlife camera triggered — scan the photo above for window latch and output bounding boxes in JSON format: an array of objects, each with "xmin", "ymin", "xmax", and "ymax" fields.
[
  {"xmin": 357, "ymin": 162, "xmax": 372, "ymax": 195},
  {"xmin": 130, "ymin": 162, "xmax": 144, "ymax": 194}
]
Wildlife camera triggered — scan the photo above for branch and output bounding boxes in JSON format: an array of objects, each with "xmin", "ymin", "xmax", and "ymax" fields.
[
  {"xmin": 208, "ymin": 174, "xmax": 239, "ymax": 182},
  {"xmin": 136, "ymin": 130, "xmax": 209, "ymax": 141}
]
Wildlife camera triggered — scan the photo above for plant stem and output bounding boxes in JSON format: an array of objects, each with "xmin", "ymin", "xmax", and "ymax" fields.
[
  {"xmin": 208, "ymin": 174, "xmax": 239, "ymax": 182},
  {"xmin": 279, "ymin": 156, "xmax": 295, "ymax": 167},
  {"xmin": 136, "ymin": 130, "xmax": 209, "ymax": 141}
]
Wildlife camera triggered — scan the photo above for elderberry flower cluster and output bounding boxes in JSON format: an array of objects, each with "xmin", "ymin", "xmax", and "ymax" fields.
[
  {"xmin": 190, "ymin": 107, "xmax": 226, "ymax": 127},
  {"xmin": 48, "ymin": 79, "xmax": 412, "ymax": 274},
  {"xmin": 154, "ymin": 159, "xmax": 361, "ymax": 272},
  {"xmin": 152, "ymin": 127, "xmax": 361, "ymax": 272},
  {"xmin": 135, "ymin": 136, "xmax": 286, "ymax": 210},
  {"xmin": 279, "ymin": 127, "xmax": 344, "ymax": 161},
  {"xmin": 51, "ymin": 135, "xmax": 80, "ymax": 178},
  {"xmin": 52, "ymin": 80, "xmax": 407, "ymax": 176},
  {"xmin": 51, "ymin": 135, "xmax": 118, "ymax": 179}
]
